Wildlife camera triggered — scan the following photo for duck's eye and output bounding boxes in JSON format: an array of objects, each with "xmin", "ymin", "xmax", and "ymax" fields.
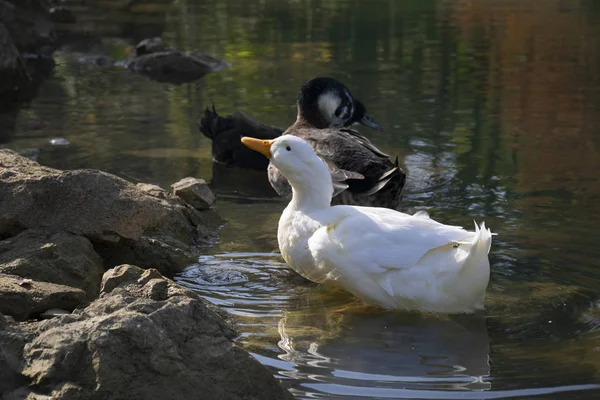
[{"xmin": 286, "ymin": 145, "xmax": 291, "ymax": 151}]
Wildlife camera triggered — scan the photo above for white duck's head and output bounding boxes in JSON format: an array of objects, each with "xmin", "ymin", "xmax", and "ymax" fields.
[{"xmin": 241, "ymin": 135, "xmax": 333, "ymax": 207}]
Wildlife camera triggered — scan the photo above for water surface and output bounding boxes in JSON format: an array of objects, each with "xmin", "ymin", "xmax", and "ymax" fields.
[{"xmin": 5, "ymin": 0, "xmax": 600, "ymax": 398}]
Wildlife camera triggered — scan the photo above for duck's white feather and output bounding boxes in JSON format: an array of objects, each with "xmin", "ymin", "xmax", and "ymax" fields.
[
  {"xmin": 285, "ymin": 206, "xmax": 492, "ymax": 312},
  {"xmin": 308, "ymin": 206, "xmax": 471, "ymax": 270}
]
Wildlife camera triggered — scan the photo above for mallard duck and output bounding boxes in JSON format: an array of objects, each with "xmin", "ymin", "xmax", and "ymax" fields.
[
  {"xmin": 241, "ymin": 135, "xmax": 493, "ymax": 313},
  {"xmin": 271, "ymin": 77, "xmax": 404, "ymax": 208},
  {"xmin": 199, "ymin": 76, "xmax": 381, "ymax": 171},
  {"xmin": 201, "ymin": 77, "xmax": 405, "ymax": 209}
]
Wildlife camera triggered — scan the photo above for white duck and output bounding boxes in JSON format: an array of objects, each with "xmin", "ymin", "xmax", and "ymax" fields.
[{"xmin": 241, "ymin": 135, "xmax": 493, "ymax": 313}]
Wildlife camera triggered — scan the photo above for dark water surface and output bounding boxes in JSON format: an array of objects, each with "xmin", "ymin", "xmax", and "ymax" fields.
[{"xmin": 5, "ymin": 0, "xmax": 600, "ymax": 398}]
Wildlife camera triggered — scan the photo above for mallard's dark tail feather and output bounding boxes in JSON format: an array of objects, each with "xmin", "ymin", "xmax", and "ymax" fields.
[
  {"xmin": 369, "ymin": 157, "xmax": 406, "ymax": 209},
  {"xmin": 198, "ymin": 105, "xmax": 237, "ymax": 140},
  {"xmin": 364, "ymin": 163, "xmax": 406, "ymax": 198}
]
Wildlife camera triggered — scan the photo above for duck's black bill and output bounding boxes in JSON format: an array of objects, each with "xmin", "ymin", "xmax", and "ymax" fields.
[{"xmin": 359, "ymin": 114, "xmax": 382, "ymax": 131}]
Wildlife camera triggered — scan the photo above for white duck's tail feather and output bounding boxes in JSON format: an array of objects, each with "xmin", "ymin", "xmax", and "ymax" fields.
[
  {"xmin": 462, "ymin": 221, "xmax": 493, "ymax": 274},
  {"xmin": 475, "ymin": 221, "xmax": 493, "ymax": 254},
  {"xmin": 450, "ymin": 221, "xmax": 493, "ymax": 311}
]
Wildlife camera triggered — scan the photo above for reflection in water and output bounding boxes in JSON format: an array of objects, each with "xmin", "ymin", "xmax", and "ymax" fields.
[
  {"xmin": 176, "ymin": 253, "xmax": 493, "ymax": 398},
  {"xmin": 277, "ymin": 311, "xmax": 491, "ymax": 392},
  {"xmin": 8, "ymin": 0, "xmax": 600, "ymax": 398},
  {"xmin": 175, "ymin": 253, "xmax": 600, "ymax": 399}
]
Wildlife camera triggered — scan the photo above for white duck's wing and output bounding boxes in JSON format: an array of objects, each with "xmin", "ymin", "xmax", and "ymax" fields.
[{"xmin": 307, "ymin": 207, "xmax": 476, "ymax": 274}]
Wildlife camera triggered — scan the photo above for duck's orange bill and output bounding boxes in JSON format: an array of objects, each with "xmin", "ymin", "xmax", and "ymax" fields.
[{"xmin": 241, "ymin": 137, "xmax": 273, "ymax": 159}]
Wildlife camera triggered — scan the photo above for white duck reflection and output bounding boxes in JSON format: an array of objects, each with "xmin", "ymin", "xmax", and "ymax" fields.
[{"xmin": 276, "ymin": 304, "xmax": 491, "ymax": 393}]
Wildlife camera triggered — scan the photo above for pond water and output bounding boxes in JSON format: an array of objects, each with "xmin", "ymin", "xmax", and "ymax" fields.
[{"xmin": 4, "ymin": 0, "xmax": 600, "ymax": 398}]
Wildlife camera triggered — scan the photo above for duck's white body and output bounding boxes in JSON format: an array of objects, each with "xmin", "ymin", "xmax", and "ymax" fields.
[
  {"xmin": 279, "ymin": 204, "xmax": 491, "ymax": 313},
  {"xmin": 243, "ymin": 135, "xmax": 493, "ymax": 313}
]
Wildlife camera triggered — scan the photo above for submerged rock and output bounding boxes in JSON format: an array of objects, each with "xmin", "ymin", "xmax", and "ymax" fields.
[
  {"xmin": 127, "ymin": 50, "xmax": 230, "ymax": 84},
  {"xmin": 127, "ymin": 36, "xmax": 230, "ymax": 84},
  {"xmin": 62, "ymin": 36, "xmax": 229, "ymax": 84},
  {"xmin": 1, "ymin": 265, "xmax": 293, "ymax": 400}
]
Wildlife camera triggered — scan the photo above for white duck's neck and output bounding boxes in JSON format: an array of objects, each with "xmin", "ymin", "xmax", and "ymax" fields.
[
  {"xmin": 286, "ymin": 163, "xmax": 333, "ymax": 212},
  {"xmin": 290, "ymin": 185, "xmax": 331, "ymax": 211}
]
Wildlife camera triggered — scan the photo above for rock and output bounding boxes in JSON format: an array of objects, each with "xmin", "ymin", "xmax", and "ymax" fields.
[
  {"xmin": 101, "ymin": 264, "xmax": 202, "ymax": 302},
  {"xmin": 0, "ymin": 273, "xmax": 86, "ymax": 321},
  {"xmin": 171, "ymin": 177, "xmax": 215, "ymax": 210},
  {"xmin": 0, "ymin": 229, "xmax": 105, "ymax": 302},
  {"xmin": 126, "ymin": 51, "xmax": 230, "ymax": 84},
  {"xmin": 3, "ymin": 265, "xmax": 293, "ymax": 399},
  {"xmin": 0, "ymin": 149, "xmax": 221, "ymax": 275},
  {"xmin": 135, "ymin": 36, "xmax": 174, "ymax": 57},
  {"xmin": 0, "ymin": 313, "xmax": 30, "ymax": 396},
  {"xmin": 135, "ymin": 182, "xmax": 176, "ymax": 201},
  {"xmin": 99, "ymin": 265, "xmax": 232, "ymax": 323}
]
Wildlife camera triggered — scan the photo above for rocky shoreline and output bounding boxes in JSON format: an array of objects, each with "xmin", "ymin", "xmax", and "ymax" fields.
[{"xmin": 0, "ymin": 149, "xmax": 293, "ymax": 399}]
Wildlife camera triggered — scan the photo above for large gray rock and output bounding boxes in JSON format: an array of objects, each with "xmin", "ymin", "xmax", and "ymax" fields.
[
  {"xmin": 2, "ymin": 265, "xmax": 293, "ymax": 400},
  {"xmin": 0, "ymin": 150, "xmax": 187, "ymax": 242},
  {"xmin": 0, "ymin": 149, "xmax": 220, "ymax": 275},
  {"xmin": 0, "ymin": 229, "xmax": 105, "ymax": 302},
  {"xmin": 0, "ymin": 273, "xmax": 86, "ymax": 321}
]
